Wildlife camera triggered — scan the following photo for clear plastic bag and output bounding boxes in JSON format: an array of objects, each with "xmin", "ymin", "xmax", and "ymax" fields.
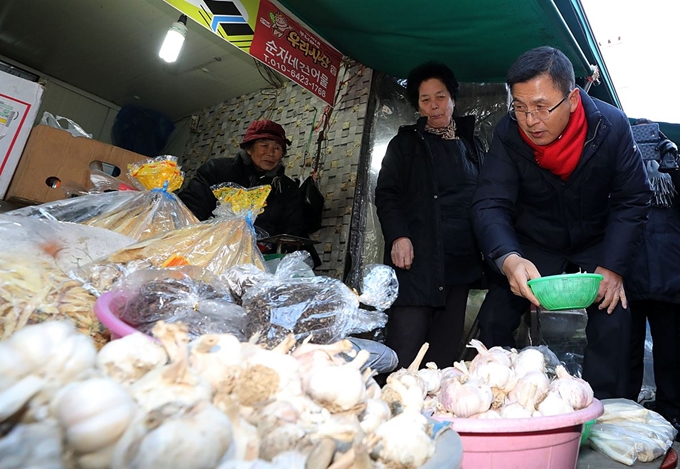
[
  {"xmin": 8, "ymin": 156, "xmax": 198, "ymax": 241},
  {"xmin": 589, "ymin": 398, "xmax": 678, "ymax": 465},
  {"xmin": 40, "ymin": 111, "xmax": 92, "ymax": 138},
  {"xmin": 220, "ymin": 264, "xmax": 275, "ymax": 303},
  {"xmin": 113, "ymin": 267, "xmax": 247, "ymax": 341},
  {"xmin": 242, "ymin": 275, "xmax": 387, "ymax": 347},
  {"xmin": 72, "ymin": 183, "xmax": 269, "ymax": 295},
  {"xmin": 357, "ymin": 264, "xmax": 398, "ymax": 311},
  {"xmin": 0, "ymin": 215, "xmax": 135, "ymax": 347},
  {"xmin": 274, "ymin": 251, "xmax": 316, "ymax": 279}
]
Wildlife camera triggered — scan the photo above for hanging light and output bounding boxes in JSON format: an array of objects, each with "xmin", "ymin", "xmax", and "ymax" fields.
[{"xmin": 159, "ymin": 15, "xmax": 188, "ymax": 63}]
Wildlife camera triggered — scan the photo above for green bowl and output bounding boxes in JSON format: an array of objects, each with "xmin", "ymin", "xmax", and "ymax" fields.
[
  {"xmin": 581, "ymin": 419, "xmax": 596, "ymax": 445},
  {"xmin": 527, "ymin": 273, "xmax": 603, "ymax": 311}
]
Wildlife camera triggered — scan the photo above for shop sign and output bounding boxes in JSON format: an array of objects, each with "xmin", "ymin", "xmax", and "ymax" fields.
[{"xmin": 249, "ymin": 0, "xmax": 342, "ymax": 105}]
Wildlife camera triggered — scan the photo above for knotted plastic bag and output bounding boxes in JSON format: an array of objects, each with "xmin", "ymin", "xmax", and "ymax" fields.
[
  {"xmin": 71, "ymin": 183, "xmax": 269, "ymax": 295},
  {"xmin": 112, "ymin": 267, "xmax": 247, "ymax": 341},
  {"xmin": 242, "ymin": 257, "xmax": 390, "ymax": 347},
  {"xmin": 9, "ymin": 156, "xmax": 198, "ymax": 241}
]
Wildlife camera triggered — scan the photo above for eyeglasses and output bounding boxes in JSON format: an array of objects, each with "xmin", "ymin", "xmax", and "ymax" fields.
[{"xmin": 509, "ymin": 95, "xmax": 569, "ymax": 122}]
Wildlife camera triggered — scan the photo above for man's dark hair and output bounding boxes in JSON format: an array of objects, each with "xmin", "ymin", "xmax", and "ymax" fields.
[
  {"xmin": 406, "ymin": 61, "xmax": 459, "ymax": 109},
  {"xmin": 506, "ymin": 46, "xmax": 575, "ymax": 96}
]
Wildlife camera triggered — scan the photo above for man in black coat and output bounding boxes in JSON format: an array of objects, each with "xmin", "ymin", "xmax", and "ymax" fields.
[
  {"xmin": 178, "ymin": 120, "xmax": 306, "ymax": 239},
  {"xmin": 471, "ymin": 47, "xmax": 651, "ymax": 399}
]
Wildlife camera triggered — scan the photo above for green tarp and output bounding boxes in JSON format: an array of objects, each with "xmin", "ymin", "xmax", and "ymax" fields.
[{"xmin": 279, "ymin": 0, "xmax": 593, "ymax": 83}]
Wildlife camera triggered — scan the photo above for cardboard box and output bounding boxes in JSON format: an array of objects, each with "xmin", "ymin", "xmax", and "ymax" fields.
[
  {"xmin": 5, "ymin": 125, "xmax": 149, "ymax": 205},
  {"xmin": 0, "ymin": 71, "xmax": 44, "ymax": 199}
]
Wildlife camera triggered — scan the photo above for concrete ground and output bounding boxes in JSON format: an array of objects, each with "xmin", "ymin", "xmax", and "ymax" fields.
[{"xmin": 578, "ymin": 440, "xmax": 679, "ymax": 468}]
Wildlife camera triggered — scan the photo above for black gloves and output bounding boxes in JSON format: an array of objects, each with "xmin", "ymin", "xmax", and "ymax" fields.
[{"xmin": 657, "ymin": 138, "xmax": 679, "ymax": 172}]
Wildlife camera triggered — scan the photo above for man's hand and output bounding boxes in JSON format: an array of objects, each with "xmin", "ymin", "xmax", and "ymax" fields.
[
  {"xmin": 594, "ymin": 266, "xmax": 627, "ymax": 314},
  {"xmin": 502, "ymin": 254, "xmax": 541, "ymax": 306},
  {"xmin": 391, "ymin": 237, "xmax": 414, "ymax": 270}
]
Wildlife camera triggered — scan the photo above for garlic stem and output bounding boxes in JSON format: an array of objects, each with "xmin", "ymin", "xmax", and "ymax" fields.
[{"xmin": 407, "ymin": 343, "xmax": 429, "ymax": 372}]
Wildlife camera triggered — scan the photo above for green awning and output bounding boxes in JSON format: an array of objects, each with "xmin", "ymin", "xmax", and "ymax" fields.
[{"xmin": 278, "ymin": 0, "xmax": 594, "ymax": 83}]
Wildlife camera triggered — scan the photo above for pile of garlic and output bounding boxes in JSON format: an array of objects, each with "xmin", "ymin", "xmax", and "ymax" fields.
[
  {"xmin": 0, "ymin": 320, "xmax": 439, "ymax": 469},
  {"xmin": 409, "ymin": 340, "xmax": 594, "ymax": 420}
]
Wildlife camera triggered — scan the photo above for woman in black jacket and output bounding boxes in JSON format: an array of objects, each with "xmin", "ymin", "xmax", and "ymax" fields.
[
  {"xmin": 178, "ymin": 119, "xmax": 305, "ymax": 239},
  {"xmin": 374, "ymin": 62, "xmax": 485, "ymax": 369}
]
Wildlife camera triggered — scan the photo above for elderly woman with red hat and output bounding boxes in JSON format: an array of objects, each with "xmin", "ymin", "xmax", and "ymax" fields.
[{"xmin": 179, "ymin": 119, "xmax": 306, "ymax": 238}]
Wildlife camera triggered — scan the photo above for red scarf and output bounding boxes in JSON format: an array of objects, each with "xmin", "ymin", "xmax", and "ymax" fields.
[{"xmin": 519, "ymin": 94, "xmax": 587, "ymax": 180}]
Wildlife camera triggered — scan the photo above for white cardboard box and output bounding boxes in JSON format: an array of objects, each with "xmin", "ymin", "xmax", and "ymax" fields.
[{"xmin": 0, "ymin": 71, "xmax": 44, "ymax": 199}]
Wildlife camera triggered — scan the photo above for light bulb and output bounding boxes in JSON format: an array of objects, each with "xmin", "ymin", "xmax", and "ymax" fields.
[{"xmin": 159, "ymin": 16, "xmax": 187, "ymax": 63}]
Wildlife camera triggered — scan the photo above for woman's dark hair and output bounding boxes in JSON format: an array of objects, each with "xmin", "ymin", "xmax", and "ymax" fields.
[
  {"xmin": 406, "ymin": 61, "xmax": 459, "ymax": 109},
  {"xmin": 506, "ymin": 46, "xmax": 575, "ymax": 96},
  {"xmin": 241, "ymin": 139, "xmax": 288, "ymax": 157}
]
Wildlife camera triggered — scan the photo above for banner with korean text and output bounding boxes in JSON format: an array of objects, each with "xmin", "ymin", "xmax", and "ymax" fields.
[{"xmin": 249, "ymin": 0, "xmax": 343, "ymax": 105}]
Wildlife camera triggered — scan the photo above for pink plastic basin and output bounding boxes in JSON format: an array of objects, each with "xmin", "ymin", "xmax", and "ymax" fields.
[
  {"xmin": 432, "ymin": 399, "xmax": 603, "ymax": 469},
  {"xmin": 94, "ymin": 290, "xmax": 142, "ymax": 340}
]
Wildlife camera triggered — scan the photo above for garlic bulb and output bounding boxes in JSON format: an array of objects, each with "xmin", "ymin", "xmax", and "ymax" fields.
[
  {"xmin": 112, "ymin": 402, "xmax": 233, "ymax": 469},
  {"xmin": 537, "ymin": 390, "xmax": 574, "ymax": 416},
  {"xmin": 131, "ymin": 322, "xmax": 212, "ymax": 411},
  {"xmin": 359, "ymin": 398, "xmax": 392, "ymax": 434},
  {"xmin": 306, "ymin": 350, "xmax": 369, "ymax": 412},
  {"xmin": 513, "ymin": 347, "xmax": 546, "ymax": 378},
  {"xmin": 52, "ymin": 378, "xmax": 135, "ymax": 452},
  {"xmin": 216, "ymin": 397, "xmax": 260, "ymax": 462},
  {"xmin": 373, "ymin": 410, "xmax": 434, "ymax": 468},
  {"xmin": 0, "ymin": 321, "xmax": 96, "ymax": 387},
  {"xmin": 292, "ymin": 339, "xmax": 353, "ymax": 378},
  {"xmin": 467, "ymin": 339, "xmax": 512, "ymax": 372},
  {"xmin": 0, "ymin": 420, "xmax": 63, "ymax": 468},
  {"xmin": 190, "ymin": 333, "xmax": 243, "ymax": 399},
  {"xmin": 385, "ymin": 343, "xmax": 429, "ymax": 400},
  {"xmin": 508, "ymin": 370, "xmax": 550, "ymax": 412},
  {"xmin": 473, "ymin": 409, "xmax": 502, "ymax": 419},
  {"xmin": 439, "ymin": 378, "xmax": 493, "ymax": 418},
  {"xmin": 550, "ymin": 365, "xmax": 593, "ymax": 410},
  {"xmin": 0, "ymin": 375, "xmax": 45, "ymax": 422},
  {"xmin": 417, "ymin": 362, "xmax": 442, "ymax": 394},
  {"xmin": 242, "ymin": 335, "xmax": 303, "ymax": 402},
  {"xmin": 500, "ymin": 402, "xmax": 533, "ymax": 419},
  {"xmin": 439, "ymin": 366, "xmax": 465, "ymax": 383},
  {"xmin": 471, "ymin": 360, "xmax": 517, "ymax": 393},
  {"xmin": 52, "ymin": 377, "xmax": 136, "ymax": 468},
  {"xmin": 380, "ymin": 376, "xmax": 426, "ymax": 413},
  {"xmin": 97, "ymin": 332, "xmax": 167, "ymax": 386},
  {"xmin": 258, "ymin": 422, "xmax": 308, "ymax": 461}
]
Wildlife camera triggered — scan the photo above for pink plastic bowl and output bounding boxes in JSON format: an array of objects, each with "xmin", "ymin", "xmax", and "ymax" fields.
[
  {"xmin": 94, "ymin": 291, "xmax": 142, "ymax": 340},
  {"xmin": 432, "ymin": 399, "xmax": 604, "ymax": 469}
]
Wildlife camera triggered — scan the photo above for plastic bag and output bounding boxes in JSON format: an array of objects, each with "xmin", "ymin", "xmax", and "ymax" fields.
[
  {"xmin": 8, "ymin": 156, "xmax": 198, "ymax": 241},
  {"xmin": 72, "ymin": 183, "xmax": 269, "ymax": 295},
  {"xmin": 589, "ymin": 398, "xmax": 677, "ymax": 465},
  {"xmin": 113, "ymin": 267, "xmax": 247, "ymax": 341},
  {"xmin": 220, "ymin": 264, "xmax": 275, "ymax": 303},
  {"xmin": 0, "ymin": 215, "xmax": 135, "ymax": 347},
  {"xmin": 274, "ymin": 251, "xmax": 316, "ymax": 279},
  {"xmin": 40, "ymin": 111, "xmax": 92, "ymax": 138},
  {"xmin": 639, "ymin": 320, "xmax": 656, "ymax": 404},
  {"xmin": 357, "ymin": 264, "xmax": 398, "ymax": 311},
  {"xmin": 242, "ymin": 275, "xmax": 387, "ymax": 347}
]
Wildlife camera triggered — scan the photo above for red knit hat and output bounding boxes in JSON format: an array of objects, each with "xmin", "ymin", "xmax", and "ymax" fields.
[{"xmin": 240, "ymin": 120, "xmax": 291, "ymax": 148}]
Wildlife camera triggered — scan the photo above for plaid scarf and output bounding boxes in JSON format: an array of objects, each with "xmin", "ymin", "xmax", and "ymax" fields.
[{"xmin": 425, "ymin": 119, "xmax": 458, "ymax": 140}]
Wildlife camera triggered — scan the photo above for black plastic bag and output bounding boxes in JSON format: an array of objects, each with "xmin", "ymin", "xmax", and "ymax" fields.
[{"xmin": 300, "ymin": 175, "xmax": 324, "ymax": 234}]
